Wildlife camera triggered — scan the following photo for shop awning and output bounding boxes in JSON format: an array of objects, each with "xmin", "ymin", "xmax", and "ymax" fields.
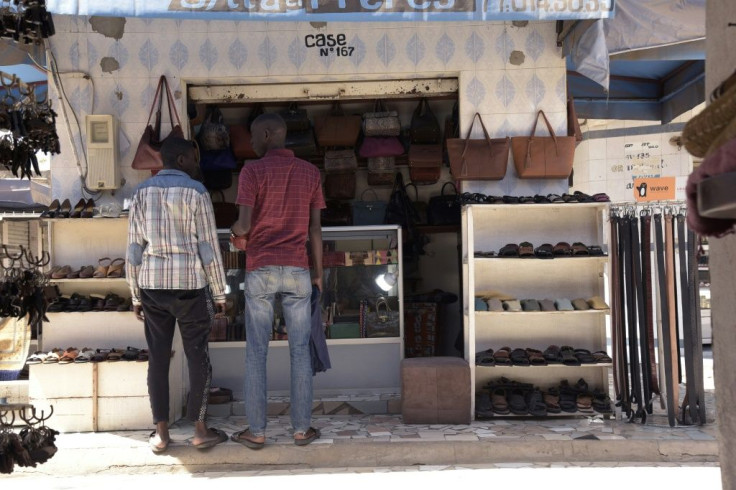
[
  {"xmin": 47, "ymin": 0, "xmax": 615, "ymax": 22},
  {"xmin": 562, "ymin": 0, "xmax": 705, "ymax": 122}
]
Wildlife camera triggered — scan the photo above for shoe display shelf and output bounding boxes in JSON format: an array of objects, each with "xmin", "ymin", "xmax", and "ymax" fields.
[
  {"xmin": 33, "ymin": 216, "xmax": 185, "ymax": 432},
  {"xmin": 462, "ymin": 203, "xmax": 611, "ymax": 419}
]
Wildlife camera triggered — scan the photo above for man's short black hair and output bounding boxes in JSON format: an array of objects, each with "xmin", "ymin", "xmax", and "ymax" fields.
[{"xmin": 160, "ymin": 137, "xmax": 196, "ymax": 168}]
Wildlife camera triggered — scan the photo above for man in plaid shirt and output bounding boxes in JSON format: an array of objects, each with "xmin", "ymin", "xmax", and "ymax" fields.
[
  {"xmin": 126, "ymin": 137, "xmax": 229, "ymax": 452},
  {"xmin": 230, "ymin": 113, "xmax": 325, "ymax": 449}
]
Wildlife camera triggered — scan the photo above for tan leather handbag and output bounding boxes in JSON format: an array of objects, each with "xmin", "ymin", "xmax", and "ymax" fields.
[
  {"xmin": 511, "ymin": 110, "xmax": 575, "ymax": 179},
  {"xmin": 447, "ymin": 113, "xmax": 509, "ymax": 181}
]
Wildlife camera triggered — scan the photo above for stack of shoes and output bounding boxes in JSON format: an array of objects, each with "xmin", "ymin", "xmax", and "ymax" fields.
[
  {"xmin": 40, "ymin": 198, "xmax": 96, "ymax": 218},
  {"xmin": 460, "ymin": 191, "xmax": 610, "ymax": 205},
  {"xmin": 475, "ymin": 345, "xmax": 611, "ymax": 367},
  {"xmin": 475, "ymin": 377, "xmax": 612, "ymax": 418},
  {"xmin": 26, "ymin": 347, "xmax": 149, "ymax": 365}
]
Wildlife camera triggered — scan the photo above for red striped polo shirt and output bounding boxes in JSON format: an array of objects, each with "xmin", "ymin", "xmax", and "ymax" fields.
[{"xmin": 236, "ymin": 149, "xmax": 325, "ymax": 271}]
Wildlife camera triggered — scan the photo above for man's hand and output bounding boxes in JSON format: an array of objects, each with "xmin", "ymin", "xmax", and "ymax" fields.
[
  {"xmin": 214, "ymin": 300, "xmax": 227, "ymax": 318},
  {"xmin": 312, "ymin": 277, "xmax": 322, "ymax": 292},
  {"xmin": 133, "ymin": 304, "xmax": 144, "ymax": 322}
]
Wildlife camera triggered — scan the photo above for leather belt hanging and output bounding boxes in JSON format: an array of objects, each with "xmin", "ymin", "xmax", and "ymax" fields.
[
  {"xmin": 617, "ymin": 214, "xmax": 631, "ymax": 415},
  {"xmin": 609, "ymin": 214, "xmax": 623, "ymax": 402},
  {"xmin": 689, "ymin": 229, "xmax": 707, "ymax": 425},
  {"xmin": 664, "ymin": 212, "xmax": 680, "ymax": 421},
  {"xmin": 623, "ymin": 214, "xmax": 644, "ymax": 421},
  {"xmin": 639, "ymin": 213, "xmax": 660, "ymax": 396},
  {"xmin": 654, "ymin": 213, "xmax": 676, "ymax": 427},
  {"xmin": 631, "ymin": 215, "xmax": 653, "ymax": 414}
]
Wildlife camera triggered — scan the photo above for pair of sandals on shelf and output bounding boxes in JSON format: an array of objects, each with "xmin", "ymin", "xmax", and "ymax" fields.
[
  {"xmin": 475, "ymin": 345, "xmax": 613, "ymax": 367},
  {"xmin": 474, "ymin": 296, "xmax": 609, "ymax": 312},
  {"xmin": 47, "ymin": 257, "xmax": 125, "ymax": 279},
  {"xmin": 26, "ymin": 346, "xmax": 149, "ymax": 364},
  {"xmin": 47, "ymin": 293, "xmax": 131, "ymax": 313},
  {"xmin": 460, "ymin": 191, "xmax": 610, "ymax": 205},
  {"xmin": 475, "ymin": 241, "xmax": 605, "ymax": 258}
]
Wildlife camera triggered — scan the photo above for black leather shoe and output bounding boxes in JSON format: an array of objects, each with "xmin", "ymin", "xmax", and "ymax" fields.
[
  {"xmin": 58, "ymin": 199, "xmax": 72, "ymax": 218},
  {"xmin": 70, "ymin": 198, "xmax": 86, "ymax": 218}
]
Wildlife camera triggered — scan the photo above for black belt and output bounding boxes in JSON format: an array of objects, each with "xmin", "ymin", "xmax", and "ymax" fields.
[
  {"xmin": 631, "ymin": 215, "xmax": 653, "ymax": 414},
  {"xmin": 610, "ymin": 215, "xmax": 623, "ymax": 403},
  {"xmin": 640, "ymin": 214, "xmax": 660, "ymax": 396},
  {"xmin": 689, "ymin": 229, "xmax": 707, "ymax": 425},
  {"xmin": 655, "ymin": 213, "xmax": 676, "ymax": 427},
  {"xmin": 623, "ymin": 215, "xmax": 644, "ymax": 421}
]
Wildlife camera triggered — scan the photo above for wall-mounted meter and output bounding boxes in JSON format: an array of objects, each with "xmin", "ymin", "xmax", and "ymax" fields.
[{"xmin": 85, "ymin": 114, "xmax": 119, "ymax": 190}]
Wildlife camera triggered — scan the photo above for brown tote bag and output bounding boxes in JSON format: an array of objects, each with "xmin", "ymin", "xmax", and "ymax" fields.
[
  {"xmin": 447, "ymin": 113, "xmax": 509, "ymax": 181},
  {"xmin": 132, "ymin": 75, "xmax": 183, "ymax": 171},
  {"xmin": 511, "ymin": 110, "xmax": 575, "ymax": 179},
  {"xmin": 315, "ymin": 101, "xmax": 362, "ymax": 148}
]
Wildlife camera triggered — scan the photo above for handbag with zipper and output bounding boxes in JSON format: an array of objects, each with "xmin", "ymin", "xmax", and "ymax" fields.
[
  {"xmin": 363, "ymin": 99, "xmax": 401, "ymax": 137},
  {"xmin": 323, "ymin": 170, "xmax": 356, "ymax": 200},
  {"xmin": 324, "ymin": 149, "xmax": 358, "ymax": 172},
  {"xmin": 408, "ymin": 143, "xmax": 442, "ymax": 184},
  {"xmin": 315, "ymin": 101, "xmax": 362, "ymax": 147},
  {"xmin": 352, "ymin": 188, "xmax": 388, "ymax": 226},
  {"xmin": 367, "ymin": 156, "xmax": 397, "ymax": 186},
  {"xmin": 410, "ymin": 98, "xmax": 441, "ymax": 144},
  {"xmin": 427, "ymin": 182, "xmax": 461, "ymax": 226}
]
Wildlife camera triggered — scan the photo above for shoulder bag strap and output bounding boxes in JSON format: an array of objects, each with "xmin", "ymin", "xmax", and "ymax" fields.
[
  {"xmin": 146, "ymin": 76, "xmax": 165, "ymax": 137},
  {"xmin": 441, "ymin": 181, "xmax": 457, "ymax": 197},
  {"xmin": 161, "ymin": 76, "xmax": 182, "ymax": 128}
]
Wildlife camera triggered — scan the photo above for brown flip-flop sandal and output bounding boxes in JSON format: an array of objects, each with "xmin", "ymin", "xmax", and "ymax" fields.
[
  {"xmin": 230, "ymin": 429, "xmax": 265, "ymax": 450},
  {"xmin": 93, "ymin": 257, "xmax": 112, "ymax": 278}
]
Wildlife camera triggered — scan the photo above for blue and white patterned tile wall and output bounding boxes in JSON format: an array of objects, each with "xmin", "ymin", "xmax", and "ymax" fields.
[{"xmin": 47, "ymin": 17, "xmax": 567, "ymax": 203}]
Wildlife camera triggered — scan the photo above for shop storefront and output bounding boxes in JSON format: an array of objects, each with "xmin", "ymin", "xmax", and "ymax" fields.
[{"xmin": 5, "ymin": 0, "xmax": 702, "ymax": 435}]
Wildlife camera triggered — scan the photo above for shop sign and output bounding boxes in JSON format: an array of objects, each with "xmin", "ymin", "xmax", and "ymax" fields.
[
  {"xmin": 632, "ymin": 177, "xmax": 676, "ymax": 202},
  {"xmin": 48, "ymin": 0, "xmax": 616, "ymax": 21}
]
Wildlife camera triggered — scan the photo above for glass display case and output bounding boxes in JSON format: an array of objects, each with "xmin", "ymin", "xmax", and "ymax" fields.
[{"xmin": 212, "ymin": 225, "xmax": 404, "ymax": 395}]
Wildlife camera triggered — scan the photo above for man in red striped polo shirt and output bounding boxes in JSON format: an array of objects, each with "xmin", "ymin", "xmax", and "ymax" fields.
[{"xmin": 230, "ymin": 113, "xmax": 325, "ymax": 449}]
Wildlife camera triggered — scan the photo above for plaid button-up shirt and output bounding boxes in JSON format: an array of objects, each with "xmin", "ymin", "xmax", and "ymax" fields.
[{"xmin": 126, "ymin": 169, "xmax": 226, "ymax": 306}]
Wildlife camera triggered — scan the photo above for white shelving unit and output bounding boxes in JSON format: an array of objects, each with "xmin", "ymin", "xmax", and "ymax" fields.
[
  {"xmin": 462, "ymin": 203, "xmax": 611, "ymax": 419},
  {"xmin": 33, "ymin": 217, "xmax": 185, "ymax": 431}
]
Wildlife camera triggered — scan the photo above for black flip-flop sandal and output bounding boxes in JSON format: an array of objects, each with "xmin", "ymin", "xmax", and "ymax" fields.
[
  {"xmin": 193, "ymin": 428, "xmax": 228, "ymax": 450},
  {"xmin": 231, "ymin": 429, "xmax": 265, "ymax": 450},
  {"xmin": 294, "ymin": 427, "xmax": 320, "ymax": 446}
]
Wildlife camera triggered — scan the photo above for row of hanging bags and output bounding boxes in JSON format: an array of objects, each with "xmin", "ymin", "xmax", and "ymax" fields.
[
  {"xmin": 360, "ymin": 99, "xmax": 403, "ymax": 185},
  {"xmin": 408, "ymin": 98, "xmax": 442, "ymax": 185},
  {"xmin": 318, "ymin": 101, "xmax": 362, "ymax": 200}
]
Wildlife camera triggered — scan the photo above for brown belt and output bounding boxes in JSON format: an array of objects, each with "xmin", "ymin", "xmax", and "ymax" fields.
[
  {"xmin": 664, "ymin": 213, "xmax": 679, "ymax": 406},
  {"xmin": 640, "ymin": 214, "xmax": 660, "ymax": 395}
]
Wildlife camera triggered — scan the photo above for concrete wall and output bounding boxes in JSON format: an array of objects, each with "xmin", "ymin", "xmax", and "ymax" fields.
[
  {"xmin": 704, "ymin": 1, "xmax": 736, "ymax": 488},
  {"xmin": 46, "ymin": 17, "xmax": 568, "ymax": 204},
  {"xmin": 571, "ymin": 113, "xmax": 699, "ymax": 203}
]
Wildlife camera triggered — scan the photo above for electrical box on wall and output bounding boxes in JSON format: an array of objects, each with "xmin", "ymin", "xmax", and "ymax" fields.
[{"xmin": 85, "ymin": 115, "xmax": 119, "ymax": 190}]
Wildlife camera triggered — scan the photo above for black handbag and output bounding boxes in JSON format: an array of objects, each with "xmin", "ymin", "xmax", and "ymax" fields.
[
  {"xmin": 197, "ymin": 106, "xmax": 229, "ymax": 151},
  {"xmin": 427, "ymin": 182, "xmax": 461, "ymax": 226},
  {"xmin": 280, "ymin": 102, "xmax": 311, "ymax": 132},
  {"xmin": 410, "ymin": 98, "xmax": 441, "ymax": 144},
  {"xmin": 321, "ymin": 200, "xmax": 352, "ymax": 226},
  {"xmin": 384, "ymin": 173, "xmax": 427, "ymax": 259},
  {"xmin": 285, "ymin": 128, "xmax": 317, "ymax": 159},
  {"xmin": 352, "ymin": 189, "xmax": 388, "ymax": 226},
  {"xmin": 202, "ymin": 168, "xmax": 233, "ymax": 191}
]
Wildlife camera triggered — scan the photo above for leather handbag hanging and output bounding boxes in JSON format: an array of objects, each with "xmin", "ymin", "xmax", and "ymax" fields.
[
  {"xmin": 427, "ymin": 182, "xmax": 461, "ymax": 226},
  {"xmin": 410, "ymin": 98, "xmax": 441, "ymax": 144},
  {"xmin": 511, "ymin": 110, "xmax": 576, "ymax": 179},
  {"xmin": 323, "ymin": 170, "xmax": 356, "ymax": 200},
  {"xmin": 132, "ymin": 75, "xmax": 184, "ymax": 171},
  {"xmin": 359, "ymin": 136, "xmax": 404, "ymax": 158},
  {"xmin": 229, "ymin": 104, "xmax": 263, "ymax": 160},
  {"xmin": 367, "ymin": 156, "xmax": 396, "ymax": 186},
  {"xmin": 321, "ymin": 200, "xmax": 352, "ymax": 226},
  {"xmin": 280, "ymin": 102, "xmax": 311, "ymax": 132},
  {"xmin": 324, "ymin": 149, "xmax": 357, "ymax": 172},
  {"xmin": 352, "ymin": 188, "xmax": 388, "ymax": 226},
  {"xmin": 285, "ymin": 128, "xmax": 317, "ymax": 159},
  {"xmin": 197, "ymin": 106, "xmax": 229, "ymax": 151},
  {"xmin": 363, "ymin": 99, "xmax": 401, "ymax": 137},
  {"xmin": 447, "ymin": 113, "xmax": 510, "ymax": 181},
  {"xmin": 408, "ymin": 143, "xmax": 442, "ymax": 184},
  {"xmin": 315, "ymin": 101, "xmax": 362, "ymax": 148}
]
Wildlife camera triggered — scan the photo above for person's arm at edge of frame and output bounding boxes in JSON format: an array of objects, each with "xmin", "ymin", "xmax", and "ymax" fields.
[
  {"xmin": 231, "ymin": 205, "xmax": 252, "ymax": 242},
  {"xmin": 125, "ymin": 194, "xmax": 145, "ymax": 321},
  {"xmin": 309, "ymin": 207, "xmax": 323, "ymax": 292}
]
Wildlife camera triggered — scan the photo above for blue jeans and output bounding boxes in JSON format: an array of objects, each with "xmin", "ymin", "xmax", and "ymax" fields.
[{"xmin": 244, "ymin": 266, "xmax": 313, "ymax": 436}]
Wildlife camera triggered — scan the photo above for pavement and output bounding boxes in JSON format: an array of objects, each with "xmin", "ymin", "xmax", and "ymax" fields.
[{"xmin": 2, "ymin": 353, "xmax": 721, "ymax": 478}]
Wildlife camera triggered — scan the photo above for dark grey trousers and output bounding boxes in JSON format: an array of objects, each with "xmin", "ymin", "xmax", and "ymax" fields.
[{"xmin": 141, "ymin": 288, "xmax": 212, "ymax": 424}]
